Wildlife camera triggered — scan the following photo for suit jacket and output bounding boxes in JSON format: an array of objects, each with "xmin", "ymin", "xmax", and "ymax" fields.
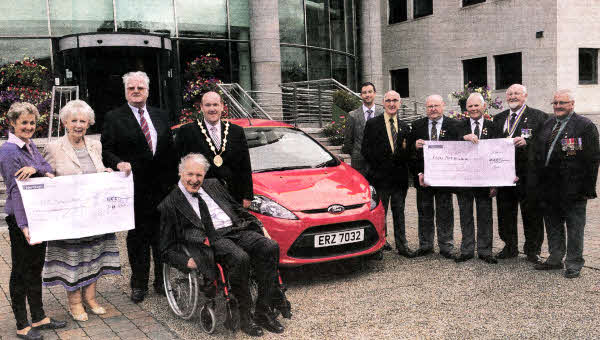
[
  {"xmin": 361, "ymin": 114, "xmax": 411, "ymax": 189},
  {"xmin": 534, "ymin": 112, "xmax": 600, "ymax": 202},
  {"xmin": 456, "ymin": 118, "xmax": 499, "ymax": 194},
  {"xmin": 342, "ymin": 105, "xmax": 384, "ymax": 170},
  {"xmin": 408, "ymin": 116, "xmax": 460, "ymax": 181},
  {"xmin": 43, "ymin": 136, "xmax": 106, "ymax": 175},
  {"xmin": 493, "ymin": 106, "xmax": 549, "ymax": 178},
  {"xmin": 158, "ymin": 178, "xmax": 263, "ymax": 270},
  {"xmin": 175, "ymin": 120, "xmax": 253, "ymax": 202},
  {"xmin": 101, "ymin": 104, "xmax": 177, "ymax": 216}
]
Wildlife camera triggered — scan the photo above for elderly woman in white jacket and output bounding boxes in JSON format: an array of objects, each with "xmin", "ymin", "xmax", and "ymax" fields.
[{"xmin": 42, "ymin": 100, "xmax": 121, "ymax": 321}]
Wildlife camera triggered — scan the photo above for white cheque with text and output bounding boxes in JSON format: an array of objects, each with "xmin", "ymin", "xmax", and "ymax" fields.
[
  {"xmin": 17, "ymin": 172, "xmax": 135, "ymax": 243},
  {"xmin": 423, "ymin": 139, "xmax": 516, "ymax": 187}
]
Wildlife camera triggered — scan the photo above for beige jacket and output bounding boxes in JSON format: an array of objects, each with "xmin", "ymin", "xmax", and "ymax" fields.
[{"xmin": 43, "ymin": 135, "xmax": 106, "ymax": 175}]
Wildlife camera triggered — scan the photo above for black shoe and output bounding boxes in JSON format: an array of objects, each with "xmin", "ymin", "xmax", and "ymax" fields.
[
  {"xmin": 32, "ymin": 318, "xmax": 66, "ymax": 330},
  {"xmin": 414, "ymin": 248, "xmax": 434, "ymax": 257},
  {"xmin": 241, "ymin": 318, "xmax": 264, "ymax": 337},
  {"xmin": 440, "ymin": 251, "xmax": 455, "ymax": 260},
  {"xmin": 526, "ymin": 254, "xmax": 542, "ymax": 265},
  {"xmin": 454, "ymin": 254, "xmax": 474, "ymax": 263},
  {"xmin": 564, "ymin": 269, "xmax": 581, "ymax": 279},
  {"xmin": 131, "ymin": 288, "xmax": 147, "ymax": 303},
  {"xmin": 154, "ymin": 284, "xmax": 165, "ymax": 296},
  {"xmin": 495, "ymin": 247, "xmax": 518, "ymax": 259},
  {"xmin": 397, "ymin": 248, "xmax": 416, "ymax": 258},
  {"xmin": 534, "ymin": 261, "xmax": 564, "ymax": 270},
  {"xmin": 479, "ymin": 255, "xmax": 498, "ymax": 264},
  {"xmin": 254, "ymin": 311, "xmax": 285, "ymax": 334},
  {"xmin": 16, "ymin": 328, "xmax": 43, "ymax": 340},
  {"xmin": 382, "ymin": 242, "xmax": 393, "ymax": 251}
]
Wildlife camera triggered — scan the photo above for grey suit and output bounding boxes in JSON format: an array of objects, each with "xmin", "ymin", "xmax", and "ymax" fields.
[{"xmin": 342, "ymin": 104, "xmax": 383, "ymax": 175}]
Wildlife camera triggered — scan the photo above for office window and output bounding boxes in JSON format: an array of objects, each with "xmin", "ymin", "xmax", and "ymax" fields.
[
  {"xmin": 579, "ymin": 48, "xmax": 598, "ymax": 85},
  {"xmin": 463, "ymin": 57, "xmax": 487, "ymax": 88},
  {"xmin": 389, "ymin": 0, "xmax": 407, "ymax": 24},
  {"xmin": 391, "ymin": 68, "xmax": 409, "ymax": 98},
  {"xmin": 494, "ymin": 52, "xmax": 522, "ymax": 90},
  {"xmin": 414, "ymin": 0, "xmax": 433, "ymax": 19},
  {"xmin": 463, "ymin": 0, "xmax": 485, "ymax": 6}
]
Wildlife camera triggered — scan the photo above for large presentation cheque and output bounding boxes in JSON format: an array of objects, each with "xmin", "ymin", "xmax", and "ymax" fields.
[
  {"xmin": 423, "ymin": 139, "xmax": 516, "ymax": 187},
  {"xmin": 17, "ymin": 172, "xmax": 135, "ymax": 243}
]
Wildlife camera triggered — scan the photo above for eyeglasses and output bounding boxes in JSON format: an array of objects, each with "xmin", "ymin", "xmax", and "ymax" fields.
[
  {"xmin": 426, "ymin": 105, "xmax": 442, "ymax": 109},
  {"xmin": 551, "ymin": 101, "xmax": 572, "ymax": 106},
  {"xmin": 384, "ymin": 99, "xmax": 399, "ymax": 103}
]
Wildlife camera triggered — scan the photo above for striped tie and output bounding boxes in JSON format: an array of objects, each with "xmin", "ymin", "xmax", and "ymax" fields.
[
  {"xmin": 211, "ymin": 126, "xmax": 221, "ymax": 150},
  {"xmin": 139, "ymin": 108, "xmax": 152, "ymax": 151}
]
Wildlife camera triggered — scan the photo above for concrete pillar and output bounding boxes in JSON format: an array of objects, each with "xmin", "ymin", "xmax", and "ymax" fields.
[
  {"xmin": 359, "ymin": 0, "xmax": 384, "ymax": 94},
  {"xmin": 249, "ymin": 0, "xmax": 283, "ymax": 119}
]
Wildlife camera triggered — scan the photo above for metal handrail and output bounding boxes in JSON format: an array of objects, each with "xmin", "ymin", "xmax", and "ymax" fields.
[{"xmin": 217, "ymin": 83, "xmax": 272, "ymax": 120}]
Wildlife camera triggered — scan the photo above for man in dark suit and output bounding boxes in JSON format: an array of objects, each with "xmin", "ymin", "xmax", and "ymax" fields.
[
  {"xmin": 455, "ymin": 93, "xmax": 499, "ymax": 264},
  {"xmin": 533, "ymin": 89, "xmax": 599, "ymax": 278},
  {"xmin": 409, "ymin": 95, "xmax": 460, "ymax": 259},
  {"xmin": 342, "ymin": 82, "xmax": 384, "ymax": 177},
  {"xmin": 175, "ymin": 91, "xmax": 253, "ymax": 208},
  {"xmin": 362, "ymin": 91, "xmax": 415, "ymax": 257},
  {"xmin": 101, "ymin": 71, "xmax": 177, "ymax": 303},
  {"xmin": 159, "ymin": 153, "xmax": 288, "ymax": 336},
  {"xmin": 492, "ymin": 84, "xmax": 549, "ymax": 263}
]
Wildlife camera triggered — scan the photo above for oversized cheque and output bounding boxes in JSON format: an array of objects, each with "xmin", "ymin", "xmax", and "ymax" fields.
[
  {"xmin": 423, "ymin": 139, "xmax": 516, "ymax": 187},
  {"xmin": 16, "ymin": 172, "xmax": 135, "ymax": 243}
]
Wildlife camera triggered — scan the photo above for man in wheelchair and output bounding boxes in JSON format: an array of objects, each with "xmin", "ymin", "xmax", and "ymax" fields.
[{"xmin": 159, "ymin": 153, "xmax": 289, "ymax": 336}]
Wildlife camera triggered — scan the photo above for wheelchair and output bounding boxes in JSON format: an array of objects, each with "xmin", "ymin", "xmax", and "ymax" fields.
[{"xmin": 163, "ymin": 244, "xmax": 291, "ymax": 334}]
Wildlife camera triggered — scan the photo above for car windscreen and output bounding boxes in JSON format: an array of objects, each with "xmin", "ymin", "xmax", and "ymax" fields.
[{"xmin": 245, "ymin": 127, "xmax": 337, "ymax": 173}]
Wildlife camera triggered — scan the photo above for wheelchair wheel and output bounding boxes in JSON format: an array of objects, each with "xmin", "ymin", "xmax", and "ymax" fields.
[
  {"xmin": 199, "ymin": 303, "xmax": 216, "ymax": 334},
  {"xmin": 163, "ymin": 263, "xmax": 199, "ymax": 320}
]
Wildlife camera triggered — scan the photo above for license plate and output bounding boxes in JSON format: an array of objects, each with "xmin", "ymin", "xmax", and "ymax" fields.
[{"xmin": 314, "ymin": 229, "xmax": 364, "ymax": 248}]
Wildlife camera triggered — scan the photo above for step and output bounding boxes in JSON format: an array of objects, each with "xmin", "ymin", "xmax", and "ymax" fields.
[
  {"xmin": 314, "ymin": 137, "xmax": 332, "ymax": 146},
  {"xmin": 326, "ymin": 145, "xmax": 342, "ymax": 152}
]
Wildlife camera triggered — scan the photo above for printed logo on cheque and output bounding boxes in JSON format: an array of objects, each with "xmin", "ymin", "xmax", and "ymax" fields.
[{"xmin": 22, "ymin": 184, "xmax": 44, "ymax": 190}]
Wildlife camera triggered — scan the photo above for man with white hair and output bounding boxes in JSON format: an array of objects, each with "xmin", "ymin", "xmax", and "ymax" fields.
[
  {"xmin": 159, "ymin": 154, "xmax": 289, "ymax": 336},
  {"xmin": 492, "ymin": 84, "xmax": 548, "ymax": 263},
  {"xmin": 533, "ymin": 89, "xmax": 599, "ymax": 278},
  {"xmin": 101, "ymin": 71, "xmax": 177, "ymax": 303}
]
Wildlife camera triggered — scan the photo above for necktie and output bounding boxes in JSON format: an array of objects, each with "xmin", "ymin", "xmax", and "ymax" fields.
[
  {"xmin": 211, "ymin": 126, "xmax": 221, "ymax": 150},
  {"xmin": 138, "ymin": 108, "xmax": 152, "ymax": 151},
  {"xmin": 547, "ymin": 120, "xmax": 562, "ymax": 148},
  {"xmin": 430, "ymin": 120, "xmax": 438, "ymax": 141},
  {"xmin": 509, "ymin": 113, "xmax": 517, "ymax": 131},
  {"xmin": 390, "ymin": 117, "xmax": 398, "ymax": 149},
  {"xmin": 365, "ymin": 109, "xmax": 373, "ymax": 121},
  {"xmin": 192, "ymin": 192, "xmax": 217, "ymax": 239},
  {"xmin": 474, "ymin": 121, "xmax": 480, "ymax": 138}
]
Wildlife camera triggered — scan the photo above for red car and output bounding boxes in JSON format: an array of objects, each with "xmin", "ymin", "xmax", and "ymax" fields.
[{"xmin": 232, "ymin": 119, "xmax": 386, "ymax": 266}]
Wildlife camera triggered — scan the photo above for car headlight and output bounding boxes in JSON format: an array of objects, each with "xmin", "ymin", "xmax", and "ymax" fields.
[
  {"xmin": 249, "ymin": 195, "xmax": 298, "ymax": 220},
  {"xmin": 369, "ymin": 185, "xmax": 379, "ymax": 210}
]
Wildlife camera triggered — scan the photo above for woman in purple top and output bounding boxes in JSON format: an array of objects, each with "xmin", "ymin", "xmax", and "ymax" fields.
[{"xmin": 0, "ymin": 102, "xmax": 66, "ymax": 340}]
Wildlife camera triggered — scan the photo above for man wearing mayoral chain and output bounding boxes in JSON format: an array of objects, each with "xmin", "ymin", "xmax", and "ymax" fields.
[{"xmin": 175, "ymin": 91, "xmax": 253, "ymax": 208}]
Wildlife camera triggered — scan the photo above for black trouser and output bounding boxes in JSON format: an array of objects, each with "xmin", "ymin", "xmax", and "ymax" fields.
[
  {"xmin": 416, "ymin": 186, "xmax": 454, "ymax": 253},
  {"xmin": 457, "ymin": 189, "xmax": 493, "ymax": 256},
  {"xmin": 212, "ymin": 229, "xmax": 279, "ymax": 318},
  {"xmin": 7, "ymin": 215, "xmax": 47, "ymax": 330},
  {"xmin": 127, "ymin": 212, "xmax": 162, "ymax": 291},
  {"xmin": 496, "ymin": 177, "xmax": 544, "ymax": 255},
  {"xmin": 377, "ymin": 186, "xmax": 409, "ymax": 251}
]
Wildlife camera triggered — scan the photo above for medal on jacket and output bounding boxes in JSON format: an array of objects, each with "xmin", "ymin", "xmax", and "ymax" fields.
[{"xmin": 198, "ymin": 119, "xmax": 229, "ymax": 167}]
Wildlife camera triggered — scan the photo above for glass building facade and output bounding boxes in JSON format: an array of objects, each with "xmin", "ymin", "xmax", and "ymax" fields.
[{"xmin": 0, "ymin": 0, "xmax": 357, "ymax": 124}]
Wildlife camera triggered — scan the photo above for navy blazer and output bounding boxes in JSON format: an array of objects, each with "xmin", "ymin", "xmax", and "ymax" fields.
[{"xmin": 534, "ymin": 112, "xmax": 600, "ymax": 202}]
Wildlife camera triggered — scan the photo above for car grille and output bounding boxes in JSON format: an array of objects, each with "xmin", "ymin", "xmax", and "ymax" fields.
[
  {"xmin": 287, "ymin": 221, "xmax": 379, "ymax": 259},
  {"xmin": 300, "ymin": 203, "xmax": 364, "ymax": 214}
]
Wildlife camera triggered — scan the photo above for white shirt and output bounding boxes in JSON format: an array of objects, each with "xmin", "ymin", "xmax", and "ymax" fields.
[
  {"xmin": 470, "ymin": 116, "xmax": 484, "ymax": 137},
  {"xmin": 204, "ymin": 118, "xmax": 221, "ymax": 147},
  {"xmin": 128, "ymin": 104, "xmax": 157, "ymax": 154},
  {"xmin": 362, "ymin": 104, "xmax": 376, "ymax": 121},
  {"xmin": 178, "ymin": 181, "xmax": 233, "ymax": 230},
  {"xmin": 428, "ymin": 116, "xmax": 444, "ymax": 140}
]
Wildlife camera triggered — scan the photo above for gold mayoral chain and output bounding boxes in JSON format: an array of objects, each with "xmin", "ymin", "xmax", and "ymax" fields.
[{"xmin": 198, "ymin": 119, "xmax": 229, "ymax": 167}]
